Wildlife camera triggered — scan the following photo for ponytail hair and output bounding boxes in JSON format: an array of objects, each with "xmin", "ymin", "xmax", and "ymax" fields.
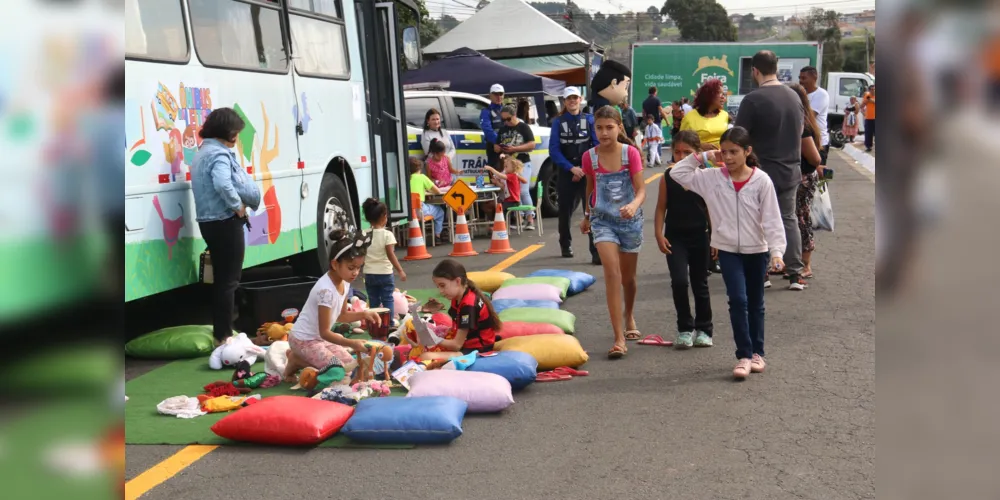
[
  {"xmin": 593, "ymin": 105, "xmax": 636, "ymax": 147},
  {"xmin": 362, "ymin": 197, "xmax": 387, "ymax": 224},
  {"xmin": 719, "ymin": 126, "xmax": 759, "ymax": 168},
  {"xmin": 432, "ymin": 259, "xmax": 503, "ymax": 332}
]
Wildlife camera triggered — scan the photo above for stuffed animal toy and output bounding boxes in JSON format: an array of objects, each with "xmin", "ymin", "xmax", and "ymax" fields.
[
  {"xmin": 209, "ymin": 332, "xmax": 265, "ymax": 370},
  {"xmin": 264, "ymin": 340, "xmax": 290, "ymax": 377},
  {"xmin": 231, "ymin": 360, "xmax": 279, "ymax": 389},
  {"xmin": 590, "ymin": 60, "xmax": 632, "ymax": 110},
  {"xmin": 253, "ymin": 322, "xmax": 293, "ymax": 346},
  {"xmin": 294, "ymin": 359, "xmax": 348, "ymax": 395},
  {"xmin": 359, "ymin": 340, "xmax": 394, "ymax": 380}
]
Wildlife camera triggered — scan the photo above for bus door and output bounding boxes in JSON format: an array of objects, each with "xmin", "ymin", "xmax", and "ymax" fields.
[{"xmin": 358, "ymin": 1, "xmax": 411, "ymax": 220}]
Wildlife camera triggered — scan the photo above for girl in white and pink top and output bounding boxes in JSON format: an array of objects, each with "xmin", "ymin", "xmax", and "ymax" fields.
[{"xmin": 669, "ymin": 126, "xmax": 785, "ymax": 380}]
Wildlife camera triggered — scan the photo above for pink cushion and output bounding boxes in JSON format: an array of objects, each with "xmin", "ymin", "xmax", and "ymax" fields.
[
  {"xmin": 491, "ymin": 284, "xmax": 562, "ymax": 303},
  {"xmin": 499, "ymin": 321, "xmax": 564, "ymax": 339},
  {"xmin": 406, "ymin": 370, "xmax": 514, "ymax": 413}
]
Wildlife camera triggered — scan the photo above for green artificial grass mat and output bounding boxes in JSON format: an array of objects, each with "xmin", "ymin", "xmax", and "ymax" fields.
[{"xmin": 126, "ymin": 356, "xmax": 412, "ymax": 448}]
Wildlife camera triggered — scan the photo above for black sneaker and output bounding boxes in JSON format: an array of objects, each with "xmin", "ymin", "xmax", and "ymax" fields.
[
  {"xmin": 788, "ymin": 275, "xmax": 808, "ymax": 291},
  {"xmin": 561, "ymin": 248, "xmax": 574, "ymax": 258}
]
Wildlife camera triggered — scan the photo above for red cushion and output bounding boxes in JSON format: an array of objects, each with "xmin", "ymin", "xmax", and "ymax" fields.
[
  {"xmin": 211, "ymin": 396, "xmax": 354, "ymax": 446},
  {"xmin": 498, "ymin": 321, "xmax": 563, "ymax": 339}
]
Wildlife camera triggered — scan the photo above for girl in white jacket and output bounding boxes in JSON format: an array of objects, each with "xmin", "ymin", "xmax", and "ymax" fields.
[{"xmin": 669, "ymin": 126, "xmax": 786, "ymax": 380}]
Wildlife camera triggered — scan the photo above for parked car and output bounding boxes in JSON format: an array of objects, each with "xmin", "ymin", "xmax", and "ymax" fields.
[{"xmin": 404, "ymin": 88, "xmax": 559, "ymax": 217}]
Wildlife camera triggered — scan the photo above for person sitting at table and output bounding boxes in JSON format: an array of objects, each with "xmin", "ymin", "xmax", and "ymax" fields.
[
  {"xmin": 409, "ymin": 157, "xmax": 447, "ymax": 242},
  {"xmin": 426, "ymin": 139, "xmax": 459, "ymax": 189},
  {"xmin": 484, "ymin": 155, "xmax": 532, "ymax": 226}
]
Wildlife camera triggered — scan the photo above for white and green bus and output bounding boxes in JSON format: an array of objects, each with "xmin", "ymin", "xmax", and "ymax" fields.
[{"xmin": 125, "ymin": 0, "xmax": 419, "ymax": 302}]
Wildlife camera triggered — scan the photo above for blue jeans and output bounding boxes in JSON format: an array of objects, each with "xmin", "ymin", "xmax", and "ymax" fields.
[
  {"xmin": 717, "ymin": 251, "xmax": 768, "ymax": 360},
  {"xmin": 520, "ymin": 162, "xmax": 534, "ymax": 218},
  {"xmin": 422, "ymin": 203, "xmax": 444, "ymax": 236},
  {"xmin": 365, "ymin": 273, "xmax": 396, "ymax": 318}
]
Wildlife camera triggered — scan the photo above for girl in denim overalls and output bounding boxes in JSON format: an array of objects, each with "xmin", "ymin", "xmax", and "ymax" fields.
[{"xmin": 581, "ymin": 106, "xmax": 647, "ymax": 359}]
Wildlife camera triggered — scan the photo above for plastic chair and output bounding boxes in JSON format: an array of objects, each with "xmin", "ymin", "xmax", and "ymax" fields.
[
  {"xmin": 506, "ymin": 182, "xmax": 543, "ymax": 236},
  {"xmin": 410, "ymin": 192, "xmax": 436, "ymax": 247}
]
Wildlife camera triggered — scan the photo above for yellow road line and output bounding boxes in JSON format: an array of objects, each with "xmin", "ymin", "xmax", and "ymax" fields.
[
  {"xmin": 488, "ymin": 244, "xmax": 544, "ymax": 272},
  {"xmin": 645, "ymin": 173, "xmax": 663, "ymax": 184},
  {"xmin": 125, "ymin": 445, "xmax": 218, "ymax": 500}
]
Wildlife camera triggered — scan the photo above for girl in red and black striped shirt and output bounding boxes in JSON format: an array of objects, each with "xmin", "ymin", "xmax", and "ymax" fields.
[{"xmin": 425, "ymin": 259, "xmax": 503, "ymax": 361}]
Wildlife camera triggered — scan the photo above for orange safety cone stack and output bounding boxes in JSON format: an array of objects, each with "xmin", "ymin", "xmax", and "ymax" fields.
[
  {"xmin": 486, "ymin": 208, "xmax": 516, "ymax": 254},
  {"xmin": 449, "ymin": 209, "xmax": 479, "ymax": 257},
  {"xmin": 404, "ymin": 206, "xmax": 432, "ymax": 261}
]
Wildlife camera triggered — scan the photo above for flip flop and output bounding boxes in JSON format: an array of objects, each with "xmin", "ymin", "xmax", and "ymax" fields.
[
  {"xmin": 535, "ymin": 371, "xmax": 571, "ymax": 382},
  {"xmin": 638, "ymin": 334, "xmax": 674, "ymax": 346},
  {"xmin": 552, "ymin": 366, "xmax": 589, "ymax": 377},
  {"xmin": 607, "ymin": 344, "xmax": 627, "ymax": 359},
  {"xmin": 624, "ymin": 330, "xmax": 642, "ymax": 341}
]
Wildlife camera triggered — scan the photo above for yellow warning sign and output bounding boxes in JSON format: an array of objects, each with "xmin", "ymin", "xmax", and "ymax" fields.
[{"xmin": 444, "ymin": 180, "xmax": 476, "ymax": 214}]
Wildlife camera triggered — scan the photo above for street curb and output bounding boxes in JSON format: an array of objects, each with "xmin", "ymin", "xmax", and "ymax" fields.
[{"xmin": 843, "ymin": 143, "xmax": 875, "ymax": 174}]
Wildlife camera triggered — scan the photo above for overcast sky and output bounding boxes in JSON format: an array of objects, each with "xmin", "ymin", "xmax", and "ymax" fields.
[{"xmin": 429, "ymin": 0, "xmax": 876, "ymax": 20}]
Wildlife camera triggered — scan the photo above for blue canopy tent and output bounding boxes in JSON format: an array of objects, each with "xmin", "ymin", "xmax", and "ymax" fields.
[{"xmin": 402, "ymin": 47, "xmax": 565, "ymax": 125}]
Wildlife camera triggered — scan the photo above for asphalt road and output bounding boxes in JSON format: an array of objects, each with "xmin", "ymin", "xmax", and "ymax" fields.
[{"xmin": 126, "ymin": 149, "xmax": 875, "ymax": 500}]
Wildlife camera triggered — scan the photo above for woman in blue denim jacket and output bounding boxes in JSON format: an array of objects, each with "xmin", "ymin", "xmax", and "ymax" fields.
[
  {"xmin": 580, "ymin": 106, "xmax": 647, "ymax": 360},
  {"xmin": 191, "ymin": 108, "xmax": 261, "ymax": 343}
]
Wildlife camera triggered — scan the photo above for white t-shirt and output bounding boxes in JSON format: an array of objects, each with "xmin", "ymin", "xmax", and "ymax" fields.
[
  {"xmin": 645, "ymin": 123, "xmax": 662, "ymax": 144},
  {"xmin": 290, "ymin": 274, "xmax": 348, "ymax": 341},
  {"xmin": 365, "ymin": 228, "xmax": 397, "ymax": 275},
  {"xmin": 682, "ymin": 103, "xmax": 693, "ymax": 114},
  {"xmin": 808, "ymin": 87, "xmax": 830, "ymax": 147}
]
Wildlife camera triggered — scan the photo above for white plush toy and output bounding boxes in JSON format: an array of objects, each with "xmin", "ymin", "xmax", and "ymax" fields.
[
  {"xmin": 264, "ymin": 340, "xmax": 291, "ymax": 377},
  {"xmin": 209, "ymin": 332, "xmax": 266, "ymax": 370}
]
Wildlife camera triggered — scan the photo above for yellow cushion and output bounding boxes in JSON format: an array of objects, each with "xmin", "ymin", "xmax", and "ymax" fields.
[
  {"xmin": 467, "ymin": 271, "xmax": 515, "ymax": 293},
  {"xmin": 495, "ymin": 334, "xmax": 588, "ymax": 370}
]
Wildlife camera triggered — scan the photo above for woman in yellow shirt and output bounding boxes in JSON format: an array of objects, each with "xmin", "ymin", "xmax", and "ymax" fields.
[{"xmin": 680, "ymin": 78, "xmax": 730, "ymax": 148}]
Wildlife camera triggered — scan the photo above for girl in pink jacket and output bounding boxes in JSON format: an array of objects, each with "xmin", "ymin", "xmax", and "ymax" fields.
[{"xmin": 669, "ymin": 126, "xmax": 786, "ymax": 380}]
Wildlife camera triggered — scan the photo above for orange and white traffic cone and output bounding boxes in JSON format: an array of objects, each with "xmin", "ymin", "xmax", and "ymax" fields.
[
  {"xmin": 449, "ymin": 210, "xmax": 478, "ymax": 257},
  {"xmin": 404, "ymin": 206, "xmax": 432, "ymax": 261},
  {"xmin": 486, "ymin": 208, "xmax": 516, "ymax": 254}
]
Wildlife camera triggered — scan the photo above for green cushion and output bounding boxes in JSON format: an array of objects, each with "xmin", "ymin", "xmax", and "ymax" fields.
[
  {"xmin": 499, "ymin": 308, "xmax": 576, "ymax": 334},
  {"xmin": 125, "ymin": 325, "xmax": 221, "ymax": 359},
  {"xmin": 500, "ymin": 277, "xmax": 571, "ymax": 299}
]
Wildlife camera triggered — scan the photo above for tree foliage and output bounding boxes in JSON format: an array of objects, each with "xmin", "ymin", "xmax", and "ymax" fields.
[
  {"xmin": 398, "ymin": 0, "xmax": 442, "ymax": 48},
  {"xmin": 800, "ymin": 8, "xmax": 844, "ymax": 79},
  {"xmin": 661, "ymin": 0, "xmax": 736, "ymax": 42}
]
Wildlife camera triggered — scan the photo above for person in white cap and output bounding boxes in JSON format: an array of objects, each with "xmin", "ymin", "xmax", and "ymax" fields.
[
  {"xmin": 480, "ymin": 83, "xmax": 506, "ymax": 168},
  {"xmin": 549, "ymin": 86, "xmax": 600, "ymax": 264}
]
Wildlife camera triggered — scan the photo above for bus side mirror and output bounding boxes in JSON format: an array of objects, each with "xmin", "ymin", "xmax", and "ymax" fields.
[{"xmin": 402, "ymin": 26, "xmax": 420, "ymax": 70}]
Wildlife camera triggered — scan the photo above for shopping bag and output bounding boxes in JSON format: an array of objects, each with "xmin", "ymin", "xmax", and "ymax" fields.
[{"xmin": 811, "ymin": 180, "xmax": 835, "ymax": 232}]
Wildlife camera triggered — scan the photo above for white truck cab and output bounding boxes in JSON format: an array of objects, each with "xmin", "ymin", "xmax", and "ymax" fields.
[
  {"xmin": 825, "ymin": 71, "xmax": 875, "ymax": 146},
  {"xmin": 403, "ymin": 86, "xmax": 558, "ymax": 216}
]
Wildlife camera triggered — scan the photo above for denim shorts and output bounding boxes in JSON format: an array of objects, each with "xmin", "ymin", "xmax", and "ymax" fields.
[{"xmin": 590, "ymin": 216, "xmax": 643, "ymax": 253}]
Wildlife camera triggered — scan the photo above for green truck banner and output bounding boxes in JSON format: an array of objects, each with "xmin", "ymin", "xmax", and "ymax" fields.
[{"xmin": 630, "ymin": 42, "xmax": 821, "ymax": 114}]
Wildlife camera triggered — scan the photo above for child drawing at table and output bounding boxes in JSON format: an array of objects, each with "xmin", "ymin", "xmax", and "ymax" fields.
[
  {"xmin": 421, "ymin": 259, "xmax": 503, "ymax": 361},
  {"xmin": 426, "ymin": 139, "xmax": 459, "ymax": 189},
  {"xmin": 409, "ymin": 156, "xmax": 446, "ymax": 242},
  {"xmin": 284, "ymin": 230, "xmax": 383, "ymax": 382}
]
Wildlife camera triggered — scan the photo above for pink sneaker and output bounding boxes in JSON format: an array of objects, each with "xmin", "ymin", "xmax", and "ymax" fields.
[
  {"xmin": 733, "ymin": 358, "xmax": 751, "ymax": 379},
  {"xmin": 750, "ymin": 354, "xmax": 766, "ymax": 373}
]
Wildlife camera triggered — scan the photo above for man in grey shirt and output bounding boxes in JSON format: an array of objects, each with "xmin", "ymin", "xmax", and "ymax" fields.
[{"xmin": 735, "ymin": 50, "xmax": 807, "ymax": 290}]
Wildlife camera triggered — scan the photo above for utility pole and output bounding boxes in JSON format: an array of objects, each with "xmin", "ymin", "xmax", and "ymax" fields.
[
  {"xmin": 564, "ymin": 0, "xmax": 575, "ymax": 33},
  {"xmin": 864, "ymin": 28, "xmax": 871, "ymax": 71},
  {"xmin": 636, "ymin": 12, "xmax": 640, "ymax": 42}
]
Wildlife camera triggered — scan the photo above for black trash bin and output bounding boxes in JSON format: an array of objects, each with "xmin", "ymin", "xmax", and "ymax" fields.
[{"xmin": 235, "ymin": 276, "xmax": 318, "ymax": 334}]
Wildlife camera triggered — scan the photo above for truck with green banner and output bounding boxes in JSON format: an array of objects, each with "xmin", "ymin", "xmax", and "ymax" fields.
[{"xmin": 630, "ymin": 41, "xmax": 873, "ymax": 147}]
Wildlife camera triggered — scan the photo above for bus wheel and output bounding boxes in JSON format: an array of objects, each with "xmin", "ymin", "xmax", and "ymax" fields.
[
  {"xmin": 538, "ymin": 163, "xmax": 559, "ymax": 218},
  {"xmin": 316, "ymin": 174, "xmax": 356, "ymax": 271}
]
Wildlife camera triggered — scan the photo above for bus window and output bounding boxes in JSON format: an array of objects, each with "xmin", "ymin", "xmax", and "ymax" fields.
[
  {"xmin": 125, "ymin": 0, "xmax": 188, "ymax": 62},
  {"xmin": 189, "ymin": 0, "xmax": 288, "ymax": 73},
  {"xmin": 288, "ymin": 11, "xmax": 350, "ymax": 78},
  {"xmin": 289, "ymin": 0, "xmax": 341, "ymax": 17}
]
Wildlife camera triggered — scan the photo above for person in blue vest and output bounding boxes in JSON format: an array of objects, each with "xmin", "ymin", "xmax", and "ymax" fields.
[
  {"xmin": 550, "ymin": 86, "xmax": 600, "ymax": 264},
  {"xmin": 480, "ymin": 83, "xmax": 506, "ymax": 169}
]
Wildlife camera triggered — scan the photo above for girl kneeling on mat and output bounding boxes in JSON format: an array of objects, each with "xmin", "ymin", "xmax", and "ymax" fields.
[
  {"xmin": 654, "ymin": 131, "xmax": 714, "ymax": 349},
  {"xmin": 580, "ymin": 105, "xmax": 646, "ymax": 360},
  {"xmin": 424, "ymin": 259, "xmax": 502, "ymax": 361},
  {"xmin": 669, "ymin": 127, "xmax": 785, "ymax": 380},
  {"xmin": 283, "ymin": 230, "xmax": 383, "ymax": 382}
]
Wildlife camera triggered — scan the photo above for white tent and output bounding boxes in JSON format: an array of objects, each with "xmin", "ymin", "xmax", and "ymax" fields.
[{"xmin": 423, "ymin": 0, "xmax": 591, "ymax": 59}]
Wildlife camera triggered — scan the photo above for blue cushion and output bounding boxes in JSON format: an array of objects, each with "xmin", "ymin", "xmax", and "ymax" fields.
[
  {"xmin": 467, "ymin": 351, "xmax": 538, "ymax": 391},
  {"xmin": 340, "ymin": 396, "xmax": 467, "ymax": 444},
  {"xmin": 527, "ymin": 269, "xmax": 596, "ymax": 296},
  {"xmin": 491, "ymin": 299, "xmax": 561, "ymax": 314}
]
